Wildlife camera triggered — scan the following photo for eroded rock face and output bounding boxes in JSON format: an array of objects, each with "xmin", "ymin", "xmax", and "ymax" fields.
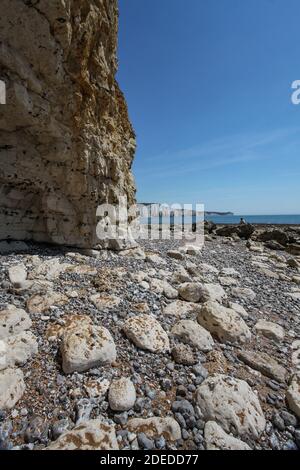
[{"xmin": 0, "ymin": 0, "xmax": 136, "ymax": 248}]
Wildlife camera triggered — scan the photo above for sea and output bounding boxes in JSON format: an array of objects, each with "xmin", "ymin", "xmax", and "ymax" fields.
[
  {"xmin": 140, "ymin": 214, "xmax": 300, "ymax": 226},
  {"xmin": 205, "ymin": 214, "xmax": 300, "ymax": 225}
]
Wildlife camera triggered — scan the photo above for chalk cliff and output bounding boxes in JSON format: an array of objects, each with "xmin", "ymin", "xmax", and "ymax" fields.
[{"xmin": 0, "ymin": 0, "xmax": 136, "ymax": 248}]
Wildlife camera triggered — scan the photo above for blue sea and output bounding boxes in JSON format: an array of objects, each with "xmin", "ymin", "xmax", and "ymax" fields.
[
  {"xmin": 140, "ymin": 214, "xmax": 300, "ymax": 225},
  {"xmin": 205, "ymin": 214, "xmax": 300, "ymax": 225}
]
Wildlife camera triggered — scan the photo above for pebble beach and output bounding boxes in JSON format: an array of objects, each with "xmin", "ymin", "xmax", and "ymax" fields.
[{"xmin": 0, "ymin": 225, "xmax": 299, "ymax": 451}]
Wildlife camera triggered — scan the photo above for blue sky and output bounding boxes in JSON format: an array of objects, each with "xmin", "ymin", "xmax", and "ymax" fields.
[{"xmin": 117, "ymin": 0, "xmax": 300, "ymax": 215}]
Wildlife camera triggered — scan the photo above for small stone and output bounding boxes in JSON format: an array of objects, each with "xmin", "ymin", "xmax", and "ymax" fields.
[
  {"xmin": 280, "ymin": 410, "xmax": 297, "ymax": 427},
  {"xmin": 192, "ymin": 364, "xmax": 209, "ymax": 379},
  {"xmin": 172, "ymin": 400, "xmax": 194, "ymax": 418},
  {"xmin": 272, "ymin": 412, "xmax": 285, "ymax": 431},
  {"xmin": 108, "ymin": 378, "xmax": 136, "ymax": 411},
  {"xmin": 231, "ymin": 287, "xmax": 256, "ymax": 301},
  {"xmin": 167, "ymin": 250, "xmax": 184, "ymax": 260},
  {"xmin": 137, "ymin": 433, "xmax": 154, "ymax": 450},
  {"xmin": 294, "ymin": 429, "xmax": 300, "ymax": 449},
  {"xmin": 178, "ymin": 282, "xmax": 202, "ymax": 302},
  {"xmin": 172, "ymin": 344, "xmax": 197, "ymax": 365},
  {"xmin": 1, "ymin": 331, "xmax": 38, "ymax": 370},
  {"xmin": 155, "ymin": 435, "xmax": 166, "ymax": 449},
  {"xmin": 8, "ymin": 264, "xmax": 27, "ymax": 288},
  {"xmin": 114, "ymin": 413, "xmax": 128, "ymax": 426},
  {"xmin": 90, "ymin": 294, "xmax": 122, "ymax": 310},
  {"xmin": 51, "ymin": 419, "xmax": 72, "ymax": 440},
  {"xmin": 24, "ymin": 416, "xmax": 49, "ymax": 444}
]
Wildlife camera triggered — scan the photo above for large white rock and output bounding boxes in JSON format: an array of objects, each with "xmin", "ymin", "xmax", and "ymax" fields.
[
  {"xmin": 123, "ymin": 315, "xmax": 170, "ymax": 353},
  {"xmin": 0, "ymin": 367, "xmax": 26, "ymax": 409},
  {"xmin": 196, "ymin": 374, "xmax": 266, "ymax": 439},
  {"xmin": 0, "ymin": 305, "xmax": 32, "ymax": 339},
  {"xmin": 46, "ymin": 419, "xmax": 119, "ymax": 450},
  {"xmin": 171, "ymin": 320, "xmax": 214, "ymax": 352},
  {"xmin": 178, "ymin": 282, "xmax": 202, "ymax": 302},
  {"xmin": 179, "ymin": 282, "xmax": 226, "ymax": 303},
  {"xmin": 286, "ymin": 375, "xmax": 300, "ymax": 419},
  {"xmin": 0, "ymin": 331, "xmax": 38, "ymax": 370},
  {"xmin": 90, "ymin": 294, "xmax": 122, "ymax": 310},
  {"xmin": 61, "ymin": 323, "xmax": 117, "ymax": 374},
  {"xmin": 128, "ymin": 417, "xmax": 181, "ymax": 441},
  {"xmin": 171, "ymin": 266, "xmax": 192, "ymax": 284},
  {"xmin": 167, "ymin": 250, "xmax": 184, "ymax": 260},
  {"xmin": 201, "ymin": 283, "xmax": 227, "ymax": 302},
  {"xmin": 220, "ymin": 268, "xmax": 240, "ymax": 277},
  {"xmin": 163, "ymin": 300, "xmax": 197, "ymax": 318},
  {"xmin": 204, "ymin": 421, "xmax": 251, "ymax": 450},
  {"xmin": 8, "ymin": 263, "xmax": 27, "ymax": 288},
  {"xmin": 228, "ymin": 302, "xmax": 249, "ymax": 319},
  {"xmin": 108, "ymin": 377, "xmax": 136, "ymax": 411},
  {"xmin": 146, "ymin": 253, "xmax": 167, "ymax": 265},
  {"xmin": 162, "ymin": 281, "xmax": 178, "ymax": 300},
  {"xmin": 27, "ymin": 290, "xmax": 68, "ymax": 314},
  {"xmin": 28, "ymin": 258, "xmax": 72, "ymax": 280},
  {"xmin": 254, "ymin": 320, "xmax": 285, "ymax": 342},
  {"xmin": 197, "ymin": 301, "xmax": 251, "ymax": 344},
  {"xmin": 231, "ymin": 287, "xmax": 256, "ymax": 301},
  {"xmin": 238, "ymin": 350, "xmax": 287, "ymax": 383}
]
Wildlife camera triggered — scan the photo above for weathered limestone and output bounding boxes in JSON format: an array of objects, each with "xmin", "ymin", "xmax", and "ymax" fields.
[
  {"xmin": 0, "ymin": 305, "xmax": 32, "ymax": 339},
  {"xmin": 197, "ymin": 301, "xmax": 251, "ymax": 344},
  {"xmin": 204, "ymin": 421, "xmax": 251, "ymax": 450},
  {"xmin": 123, "ymin": 315, "xmax": 170, "ymax": 353},
  {"xmin": 238, "ymin": 350, "xmax": 287, "ymax": 383},
  {"xmin": 254, "ymin": 320, "xmax": 285, "ymax": 342},
  {"xmin": 61, "ymin": 322, "xmax": 117, "ymax": 374},
  {"xmin": 0, "ymin": 367, "xmax": 26, "ymax": 409},
  {"xmin": 286, "ymin": 375, "xmax": 300, "ymax": 419},
  {"xmin": 46, "ymin": 419, "xmax": 119, "ymax": 450},
  {"xmin": 171, "ymin": 320, "xmax": 214, "ymax": 352},
  {"xmin": 128, "ymin": 417, "xmax": 181, "ymax": 441},
  {"xmin": 108, "ymin": 377, "xmax": 136, "ymax": 411},
  {"xmin": 0, "ymin": 331, "xmax": 38, "ymax": 370},
  {"xmin": 0, "ymin": 0, "xmax": 136, "ymax": 249},
  {"xmin": 196, "ymin": 374, "xmax": 266, "ymax": 439},
  {"xmin": 163, "ymin": 300, "xmax": 197, "ymax": 318}
]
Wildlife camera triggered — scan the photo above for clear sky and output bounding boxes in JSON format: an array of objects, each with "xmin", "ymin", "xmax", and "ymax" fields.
[{"xmin": 117, "ymin": 0, "xmax": 300, "ymax": 215}]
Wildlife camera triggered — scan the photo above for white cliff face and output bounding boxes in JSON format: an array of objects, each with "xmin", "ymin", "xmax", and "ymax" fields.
[{"xmin": 0, "ymin": 0, "xmax": 136, "ymax": 248}]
